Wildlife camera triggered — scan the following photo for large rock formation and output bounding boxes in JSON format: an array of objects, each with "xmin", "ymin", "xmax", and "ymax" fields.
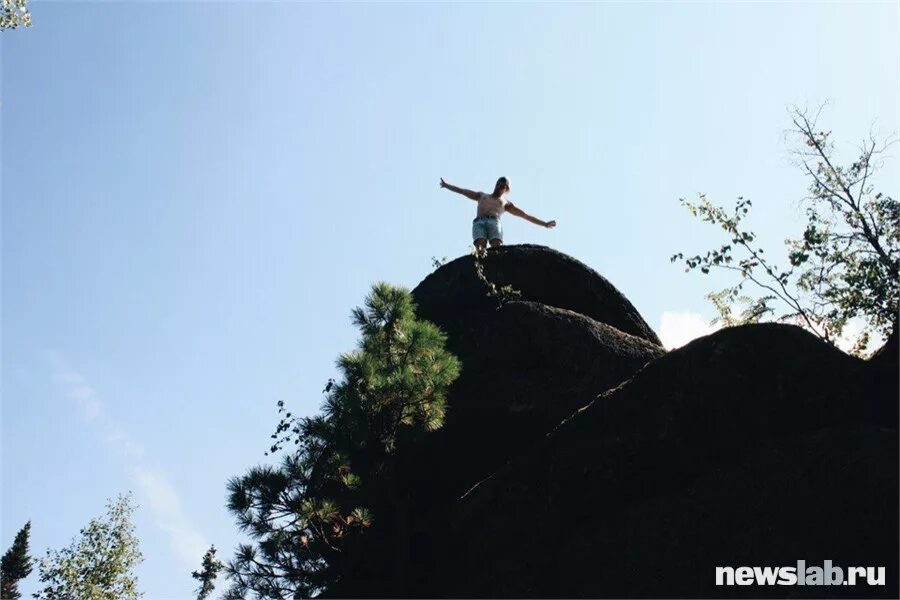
[
  {"xmin": 404, "ymin": 300, "xmax": 664, "ymax": 506},
  {"xmin": 334, "ymin": 246, "xmax": 898, "ymax": 598},
  {"xmin": 437, "ymin": 324, "xmax": 898, "ymax": 597},
  {"xmin": 403, "ymin": 246, "xmax": 666, "ymax": 508}
]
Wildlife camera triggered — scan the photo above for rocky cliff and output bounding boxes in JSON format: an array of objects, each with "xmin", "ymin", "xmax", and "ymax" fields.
[{"xmin": 335, "ymin": 245, "xmax": 899, "ymax": 598}]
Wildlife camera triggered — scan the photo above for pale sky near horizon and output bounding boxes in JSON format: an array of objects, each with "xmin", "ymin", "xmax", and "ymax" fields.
[{"xmin": 2, "ymin": 2, "xmax": 898, "ymax": 598}]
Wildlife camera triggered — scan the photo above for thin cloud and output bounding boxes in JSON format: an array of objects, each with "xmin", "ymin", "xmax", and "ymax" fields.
[
  {"xmin": 131, "ymin": 466, "xmax": 209, "ymax": 568},
  {"xmin": 47, "ymin": 351, "xmax": 103, "ymax": 421},
  {"xmin": 658, "ymin": 311, "xmax": 720, "ymax": 350},
  {"xmin": 46, "ymin": 350, "xmax": 207, "ymax": 570}
]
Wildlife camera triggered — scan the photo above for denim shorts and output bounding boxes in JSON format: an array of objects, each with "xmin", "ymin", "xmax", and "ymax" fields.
[{"xmin": 472, "ymin": 216, "xmax": 503, "ymax": 242}]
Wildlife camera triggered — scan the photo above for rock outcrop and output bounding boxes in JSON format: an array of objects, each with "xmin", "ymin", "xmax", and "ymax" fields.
[
  {"xmin": 334, "ymin": 246, "xmax": 898, "ymax": 598},
  {"xmin": 404, "ymin": 246, "xmax": 666, "ymax": 508},
  {"xmin": 437, "ymin": 324, "xmax": 898, "ymax": 597},
  {"xmin": 414, "ymin": 244, "xmax": 662, "ymax": 346},
  {"xmin": 404, "ymin": 300, "xmax": 664, "ymax": 507}
]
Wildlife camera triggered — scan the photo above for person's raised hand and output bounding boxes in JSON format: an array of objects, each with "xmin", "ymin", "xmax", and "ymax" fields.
[
  {"xmin": 440, "ymin": 177, "xmax": 448, "ymax": 189},
  {"xmin": 545, "ymin": 220, "xmax": 557, "ymax": 229}
]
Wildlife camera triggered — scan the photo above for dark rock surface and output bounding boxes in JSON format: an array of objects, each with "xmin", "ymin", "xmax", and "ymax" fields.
[
  {"xmin": 436, "ymin": 324, "xmax": 898, "ymax": 597},
  {"xmin": 869, "ymin": 318, "xmax": 899, "ymax": 430},
  {"xmin": 404, "ymin": 245, "xmax": 666, "ymax": 509},
  {"xmin": 329, "ymin": 248, "xmax": 666, "ymax": 598},
  {"xmin": 553, "ymin": 426, "xmax": 898, "ymax": 598},
  {"xmin": 335, "ymin": 247, "xmax": 898, "ymax": 598},
  {"xmin": 413, "ymin": 244, "xmax": 662, "ymax": 346},
  {"xmin": 404, "ymin": 300, "xmax": 664, "ymax": 507}
]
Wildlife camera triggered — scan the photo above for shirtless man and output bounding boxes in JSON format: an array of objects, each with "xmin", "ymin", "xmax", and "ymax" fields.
[{"xmin": 440, "ymin": 176, "xmax": 557, "ymax": 249}]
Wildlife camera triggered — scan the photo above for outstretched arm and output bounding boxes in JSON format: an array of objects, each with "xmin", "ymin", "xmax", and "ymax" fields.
[
  {"xmin": 439, "ymin": 178, "xmax": 480, "ymax": 201},
  {"xmin": 506, "ymin": 202, "xmax": 557, "ymax": 229}
]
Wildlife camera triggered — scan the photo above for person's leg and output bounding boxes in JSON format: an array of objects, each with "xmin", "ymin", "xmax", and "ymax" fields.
[
  {"xmin": 472, "ymin": 219, "xmax": 489, "ymax": 251},
  {"xmin": 487, "ymin": 218, "xmax": 503, "ymax": 249}
]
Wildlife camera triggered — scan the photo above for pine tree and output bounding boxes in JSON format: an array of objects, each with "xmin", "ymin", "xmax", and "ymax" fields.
[
  {"xmin": 192, "ymin": 545, "xmax": 224, "ymax": 600},
  {"xmin": 226, "ymin": 283, "xmax": 460, "ymax": 598},
  {"xmin": 34, "ymin": 494, "xmax": 143, "ymax": 600},
  {"xmin": 0, "ymin": 521, "xmax": 33, "ymax": 600}
]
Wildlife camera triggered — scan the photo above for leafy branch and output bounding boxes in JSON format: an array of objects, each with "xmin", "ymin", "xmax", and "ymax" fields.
[
  {"xmin": 673, "ymin": 106, "xmax": 898, "ymax": 353},
  {"xmin": 471, "ymin": 246, "xmax": 521, "ymax": 308},
  {"xmin": 1, "ymin": 0, "xmax": 31, "ymax": 30}
]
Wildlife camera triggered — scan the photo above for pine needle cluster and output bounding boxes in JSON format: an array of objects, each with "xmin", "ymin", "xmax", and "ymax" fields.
[{"xmin": 226, "ymin": 283, "xmax": 460, "ymax": 598}]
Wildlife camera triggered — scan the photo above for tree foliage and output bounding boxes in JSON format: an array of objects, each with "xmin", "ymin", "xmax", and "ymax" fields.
[
  {"xmin": 673, "ymin": 107, "xmax": 899, "ymax": 353},
  {"xmin": 1, "ymin": 521, "xmax": 33, "ymax": 600},
  {"xmin": 34, "ymin": 494, "xmax": 143, "ymax": 600},
  {"xmin": 225, "ymin": 283, "xmax": 460, "ymax": 598},
  {"xmin": 192, "ymin": 545, "xmax": 225, "ymax": 600},
  {"xmin": 1, "ymin": 0, "xmax": 31, "ymax": 30}
]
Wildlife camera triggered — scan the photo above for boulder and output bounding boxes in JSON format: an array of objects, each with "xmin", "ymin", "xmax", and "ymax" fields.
[
  {"xmin": 436, "ymin": 324, "xmax": 896, "ymax": 597},
  {"xmin": 330, "ymin": 248, "xmax": 668, "ymax": 598},
  {"xmin": 404, "ymin": 300, "xmax": 665, "ymax": 506},
  {"xmin": 413, "ymin": 245, "xmax": 662, "ymax": 346},
  {"xmin": 330, "ymin": 245, "xmax": 898, "ymax": 598}
]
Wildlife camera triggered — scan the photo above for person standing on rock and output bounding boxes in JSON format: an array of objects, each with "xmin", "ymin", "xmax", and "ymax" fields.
[{"xmin": 439, "ymin": 176, "xmax": 557, "ymax": 249}]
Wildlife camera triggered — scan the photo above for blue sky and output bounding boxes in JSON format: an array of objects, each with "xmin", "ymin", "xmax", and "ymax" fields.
[{"xmin": 2, "ymin": 2, "xmax": 897, "ymax": 597}]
